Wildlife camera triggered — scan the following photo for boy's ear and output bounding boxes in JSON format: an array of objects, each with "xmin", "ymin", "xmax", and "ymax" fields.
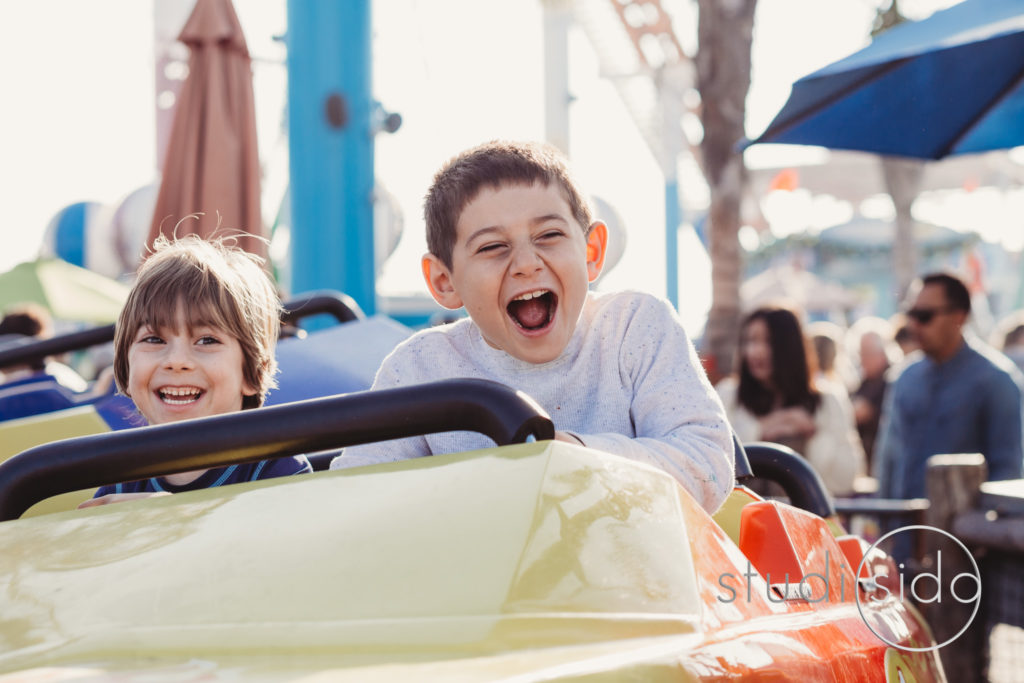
[
  {"xmin": 586, "ymin": 221, "xmax": 608, "ymax": 283},
  {"xmin": 421, "ymin": 254, "xmax": 464, "ymax": 310},
  {"xmin": 241, "ymin": 369, "xmax": 261, "ymax": 401}
]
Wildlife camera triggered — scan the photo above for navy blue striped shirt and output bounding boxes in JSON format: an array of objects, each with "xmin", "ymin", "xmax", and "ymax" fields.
[{"xmin": 94, "ymin": 456, "xmax": 312, "ymax": 496}]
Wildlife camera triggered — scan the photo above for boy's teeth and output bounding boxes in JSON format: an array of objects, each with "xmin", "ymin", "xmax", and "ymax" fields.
[
  {"xmin": 160, "ymin": 387, "xmax": 202, "ymax": 404},
  {"xmin": 163, "ymin": 387, "xmax": 200, "ymax": 396},
  {"xmin": 513, "ymin": 290, "xmax": 548, "ymax": 301}
]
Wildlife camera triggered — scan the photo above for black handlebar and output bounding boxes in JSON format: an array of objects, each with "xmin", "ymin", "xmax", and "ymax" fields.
[
  {"xmin": 0, "ymin": 291, "xmax": 364, "ymax": 371},
  {"xmin": 0, "ymin": 378, "xmax": 554, "ymax": 521},
  {"xmin": 0, "ymin": 325, "xmax": 116, "ymax": 371},
  {"xmin": 281, "ymin": 290, "xmax": 364, "ymax": 325},
  {"xmin": 743, "ymin": 441, "xmax": 836, "ymax": 518}
]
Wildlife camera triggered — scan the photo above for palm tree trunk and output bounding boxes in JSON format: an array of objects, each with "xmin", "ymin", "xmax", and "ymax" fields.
[{"xmin": 696, "ymin": 0, "xmax": 758, "ymax": 381}]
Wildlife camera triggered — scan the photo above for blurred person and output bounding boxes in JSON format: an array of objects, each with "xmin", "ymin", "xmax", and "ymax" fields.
[
  {"xmin": 0, "ymin": 302, "xmax": 54, "ymax": 339},
  {"xmin": 890, "ymin": 313, "xmax": 921, "ymax": 358},
  {"xmin": 716, "ymin": 305, "xmax": 865, "ymax": 496},
  {"xmin": 1003, "ymin": 323, "xmax": 1024, "ymax": 363},
  {"xmin": 0, "ymin": 303, "xmax": 87, "ymax": 392},
  {"xmin": 846, "ymin": 317, "xmax": 900, "ymax": 472},
  {"xmin": 808, "ymin": 320, "xmax": 858, "ymax": 393},
  {"xmin": 992, "ymin": 311, "xmax": 1024, "ymax": 373},
  {"xmin": 808, "ymin": 320, "xmax": 861, "ymax": 473},
  {"xmin": 875, "ymin": 272, "xmax": 1024, "ymax": 500}
]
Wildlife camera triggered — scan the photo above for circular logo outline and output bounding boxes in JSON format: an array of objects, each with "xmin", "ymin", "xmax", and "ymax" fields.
[{"xmin": 854, "ymin": 524, "xmax": 981, "ymax": 653}]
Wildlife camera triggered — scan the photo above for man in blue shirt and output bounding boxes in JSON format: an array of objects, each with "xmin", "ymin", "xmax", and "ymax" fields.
[{"xmin": 876, "ymin": 272, "xmax": 1024, "ymax": 499}]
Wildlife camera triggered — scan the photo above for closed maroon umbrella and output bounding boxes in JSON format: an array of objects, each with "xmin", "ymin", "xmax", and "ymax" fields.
[{"xmin": 148, "ymin": 0, "xmax": 266, "ymax": 259}]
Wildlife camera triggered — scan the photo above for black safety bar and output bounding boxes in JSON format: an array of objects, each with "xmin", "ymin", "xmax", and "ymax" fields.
[
  {"xmin": 0, "ymin": 290, "xmax": 364, "ymax": 371},
  {"xmin": 743, "ymin": 441, "xmax": 836, "ymax": 518},
  {"xmin": 0, "ymin": 378, "xmax": 554, "ymax": 521},
  {"xmin": 281, "ymin": 290, "xmax": 364, "ymax": 325},
  {"xmin": 0, "ymin": 325, "xmax": 115, "ymax": 371}
]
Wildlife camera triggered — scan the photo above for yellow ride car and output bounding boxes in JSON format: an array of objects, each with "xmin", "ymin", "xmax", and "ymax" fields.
[{"xmin": 0, "ymin": 379, "xmax": 944, "ymax": 681}]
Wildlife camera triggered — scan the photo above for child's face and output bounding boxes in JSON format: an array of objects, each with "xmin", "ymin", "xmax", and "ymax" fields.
[
  {"xmin": 126, "ymin": 310, "xmax": 256, "ymax": 425},
  {"xmin": 424, "ymin": 182, "xmax": 605, "ymax": 364}
]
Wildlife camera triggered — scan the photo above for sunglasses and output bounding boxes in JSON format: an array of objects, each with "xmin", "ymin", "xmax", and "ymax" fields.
[{"xmin": 906, "ymin": 307, "xmax": 953, "ymax": 325}]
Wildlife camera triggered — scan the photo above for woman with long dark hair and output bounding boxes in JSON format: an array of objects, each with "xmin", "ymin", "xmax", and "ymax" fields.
[{"xmin": 715, "ymin": 305, "xmax": 864, "ymax": 495}]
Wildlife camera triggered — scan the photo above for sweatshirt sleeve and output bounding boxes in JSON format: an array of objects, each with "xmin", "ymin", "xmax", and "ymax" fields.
[
  {"xmin": 329, "ymin": 342, "xmax": 431, "ymax": 470},
  {"xmin": 573, "ymin": 295, "xmax": 734, "ymax": 513}
]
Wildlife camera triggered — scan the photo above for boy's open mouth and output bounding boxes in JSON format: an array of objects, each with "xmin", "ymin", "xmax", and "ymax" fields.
[
  {"xmin": 507, "ymin": 289, "xmax": 557, "ymax": 331},
  {"xmin": 158, "ymin": 387, "xmax": 204, "ymax": 405}
]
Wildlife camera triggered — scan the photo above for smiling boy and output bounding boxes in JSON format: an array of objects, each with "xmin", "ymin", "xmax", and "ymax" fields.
[
  {"xmin": 81, "ymin": 236, "xmax": 311, "ymax": 507},
  {"xmin": 332, "ymin": 140, "xmax": 733, "ymax": 512}
]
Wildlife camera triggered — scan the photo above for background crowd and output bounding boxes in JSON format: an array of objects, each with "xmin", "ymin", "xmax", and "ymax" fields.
[{"xmin": 713, "ymin": 269, "xmax": 1024, "ymax": 505}]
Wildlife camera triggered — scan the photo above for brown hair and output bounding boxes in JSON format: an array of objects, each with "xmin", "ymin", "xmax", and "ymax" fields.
[
  {"xmin": 113, "ymin": 235, "xmax": 281, "ymax": 409},
  {"xmin": 737, "ymin": 305, "xmax": 821, "ymax": 416},
  {"xmin": 424, "ymin": 140, "xmax": 594, "ymax": 269},
  {"xmin": 0, "ymin": 303, "xmax": 53, "ymax": 339},
  {"xmin": 0, "ymin": 303, "xmax": 54, "ymax": 371},
  {"xmin": 921, "ymin": 271, "xmax": 971, "ymax": 314}
]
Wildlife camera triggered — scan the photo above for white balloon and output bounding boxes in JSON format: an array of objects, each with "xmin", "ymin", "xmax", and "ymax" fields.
[
  {"xmin": 110, "ymin": 183, "xmax": 158, "ymax": 276},
  {"xmin": 373, "ymin": 181, "xmax": 404, "ymax": 276},
  {"xmin": 591, "ymin": 195, "xmax": 627, "ymax": 280}
]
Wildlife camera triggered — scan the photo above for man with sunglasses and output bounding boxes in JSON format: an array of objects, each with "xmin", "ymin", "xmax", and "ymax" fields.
[{"xmin": 875, "ymin": 272, "xmax": 1024, "ymax": 501}]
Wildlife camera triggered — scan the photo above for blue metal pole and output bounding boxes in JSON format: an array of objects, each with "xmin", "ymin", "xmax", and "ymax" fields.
[
  {"xmin": 286, "ymin": 1, "xmax": 376, "ymax": 315},
  {"xmin": 665, "ymin": 180, "xmax": 680, "ymax": 310}
]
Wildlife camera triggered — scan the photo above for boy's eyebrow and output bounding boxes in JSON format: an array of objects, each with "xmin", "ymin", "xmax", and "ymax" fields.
[
  {"xmin": 531, "ymin": 213, "xmax": 569, "ymax": 227},
  {"xmin": 133, "ymin": 324, "xmax": 157, "ymax": 339},
  {"xmin": 464, "ymin": 226, "xmax": 502, "ymax": 246}
]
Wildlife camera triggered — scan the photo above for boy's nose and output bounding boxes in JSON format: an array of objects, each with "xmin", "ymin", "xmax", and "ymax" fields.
[
  {"xmin": 510, "ymin": 245, "xmax": 543, "ymax": 277},
  {"xmin": 163, "ymin": 341, "xmax": 195, "ymax": 370}
]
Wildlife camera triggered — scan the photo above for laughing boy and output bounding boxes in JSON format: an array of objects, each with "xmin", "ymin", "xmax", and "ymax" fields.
[{"xmin": 332, "ymin": 140, "xmax": 733, "ymax": 512}]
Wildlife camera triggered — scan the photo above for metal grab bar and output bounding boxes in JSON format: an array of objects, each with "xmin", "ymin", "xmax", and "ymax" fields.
[{"xmin": 0, "ymin": 378, "xmax": 554, "ymax": 521}]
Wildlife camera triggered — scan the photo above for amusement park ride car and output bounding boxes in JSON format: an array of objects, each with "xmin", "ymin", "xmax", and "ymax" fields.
[{"xmin": 0, "ymin": 297, "xmax": 945, "ymax": 681}]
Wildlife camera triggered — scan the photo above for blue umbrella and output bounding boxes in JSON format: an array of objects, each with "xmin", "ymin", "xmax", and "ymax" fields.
[{"xmin": 747, "ymin": 0, "xmax": 1024, "ymax": 159}]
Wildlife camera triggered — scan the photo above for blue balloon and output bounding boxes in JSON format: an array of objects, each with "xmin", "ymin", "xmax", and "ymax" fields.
[{"xmin": 43, "ymin": 201, "xmax": 100, "ymax": 268}]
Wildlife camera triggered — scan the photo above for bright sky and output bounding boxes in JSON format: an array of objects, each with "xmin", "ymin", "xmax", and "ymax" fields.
[{"xmin": 0, "ymin": 0, "xmax": 969, "ymax": 334}]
